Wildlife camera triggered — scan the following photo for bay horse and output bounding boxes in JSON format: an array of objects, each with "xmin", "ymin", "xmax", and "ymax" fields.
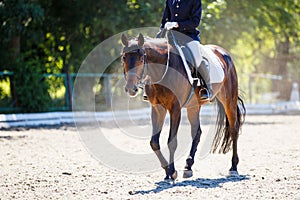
[{"xmin": 121, "ymin": 32, "xmax": 245, "ymax": 180}]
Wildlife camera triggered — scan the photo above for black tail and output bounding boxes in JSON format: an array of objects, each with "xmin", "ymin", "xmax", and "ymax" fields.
[{"xmin": 211, "ymin": 97, "xmax": 246, "ymax": 154}]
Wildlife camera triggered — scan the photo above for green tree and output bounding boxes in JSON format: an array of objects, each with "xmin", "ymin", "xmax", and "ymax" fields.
[
  {"xmin": 201, "ymin": 0, "xmax": 300, "ymax": 102},
  {"xmin": 0, "ymin": 0, "xmax": 49, "ymax": 111},
  {"xmin": 1, "ymin": 0, "xmax": 300, "ymax": 112}
]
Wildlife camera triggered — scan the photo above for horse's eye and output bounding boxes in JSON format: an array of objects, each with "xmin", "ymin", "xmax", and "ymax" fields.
[{"xmin": 122, "ymin": 55, "xmax": 126, "ymax": 61}]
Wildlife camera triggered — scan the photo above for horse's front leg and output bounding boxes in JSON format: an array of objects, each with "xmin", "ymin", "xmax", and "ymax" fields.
[
  {"xmin": 149, "ymin": 105, "xmax": 169, "ymax": 179},
  {"xmin": 167, "ymin": 106, "xmax": 181, "ymax": 180},
  {"xmin": 183, "ymin": 105, "xmax": 202, "ymax": 178}
]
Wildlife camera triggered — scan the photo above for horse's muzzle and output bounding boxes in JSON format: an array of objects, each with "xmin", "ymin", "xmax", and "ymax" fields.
[{"xmin": 125, "ymin": 84, "xmax": 139, "ymax": 97}]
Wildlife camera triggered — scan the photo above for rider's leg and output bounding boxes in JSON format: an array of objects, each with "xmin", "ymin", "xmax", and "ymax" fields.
[{"xmin": 197, "ymin": 59, "xmax": 212, "ymax": 100}]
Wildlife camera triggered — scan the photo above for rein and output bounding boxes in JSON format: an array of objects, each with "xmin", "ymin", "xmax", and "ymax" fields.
[
  {"xmin": 122, "ymin": 32, "xmax": 195, "ymax": 107},
  {"xmin": 123, "ymin": 36, "xmax": 171, "ymax": 87},
  {"xmin": 139, "ymin": 34, "xmax": 170, "ymax": 85},
  {"xmin": 151, "ymin": 34, "xmax": 170, "ymax": 84}
]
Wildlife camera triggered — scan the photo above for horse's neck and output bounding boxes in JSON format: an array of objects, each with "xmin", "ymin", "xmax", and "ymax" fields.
[
  {"xmin": 143, "ymin": 41, "xmax": 169, "ymax": 83},
  {"xmin": 144, "ymin": 40, "xmax": 187, "ymax": 84},
  {"xmin": 144, "ymin": 41, "xmax": 168, "ymax": 65}
]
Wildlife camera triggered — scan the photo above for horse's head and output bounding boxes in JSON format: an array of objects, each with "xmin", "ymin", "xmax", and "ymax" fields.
[{"xmin": 121, "ymin": 33, "xmax": 146, "ymax": 97}]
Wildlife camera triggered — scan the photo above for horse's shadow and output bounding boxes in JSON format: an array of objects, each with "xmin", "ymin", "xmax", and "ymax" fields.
[{"xmin": 133, "ymin": 175, "xmax": 249, "ymax": 195}]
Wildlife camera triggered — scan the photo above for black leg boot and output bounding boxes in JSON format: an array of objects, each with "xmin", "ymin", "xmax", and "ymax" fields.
[{"xmin": 197, "ymin": 59, "xmax": 212, "ymax": 100}]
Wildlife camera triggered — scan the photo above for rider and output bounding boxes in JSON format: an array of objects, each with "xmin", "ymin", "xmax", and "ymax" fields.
[{"xmin": 157, "ymin": 0, "xmax": 212, "ymax": 100}]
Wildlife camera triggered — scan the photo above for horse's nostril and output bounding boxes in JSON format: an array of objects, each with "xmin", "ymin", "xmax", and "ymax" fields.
[{"xmin": 125, "ymin": 87, "xmax": 128, "ymax": 93}]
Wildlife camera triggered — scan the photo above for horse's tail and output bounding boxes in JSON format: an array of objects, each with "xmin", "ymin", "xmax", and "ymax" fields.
[
  {"xmin": 208, "ymin": 45, "xmax": 246, "ymax": 154},
  {"xmin": 211, "ymin": 97, "xmax": 246, "ymax": 154}
]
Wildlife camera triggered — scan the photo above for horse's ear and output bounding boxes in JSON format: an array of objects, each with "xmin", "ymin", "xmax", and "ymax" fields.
[
  {"xmin": 121, "ymin": 34, "xmax": 128, "ymax": 46},
  {"xmin": 138, "ymin": 33, "xmax": 144, "ymax": 47}
]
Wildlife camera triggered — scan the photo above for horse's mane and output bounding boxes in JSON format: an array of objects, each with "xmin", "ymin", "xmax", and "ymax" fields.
[
  {"xmin": 128, "ymin": 36, "xmax": 167, "ymax": 48},
  {"xmin": 144, "ymin": 37, "xmax": 167, "ymax": 45},
  {"xmin": 147, "ymin": 37, "xmax": 169, "ymax": 55}
]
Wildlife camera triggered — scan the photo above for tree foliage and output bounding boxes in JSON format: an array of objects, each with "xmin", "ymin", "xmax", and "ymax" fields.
[
  {"xmin": 13, "ymin": 52, "xmax": 51, "ymax": 112},
  {"xmin": 0, "ymin": 0, "xmax": 299, "ymax": 112}
]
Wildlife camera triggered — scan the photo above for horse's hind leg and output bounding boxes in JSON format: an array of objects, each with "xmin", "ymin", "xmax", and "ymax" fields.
[
  {"xmin": 224, "ymin": 103, "xmax": 240, "ymax": 175},
  {"xmin": 149, "ymin": 105, "xmax": 169, "ymax": 179},
  {"xmin": 183, "ymin": 105, "xmax": 202, "ymax": 178},
  {"xmin": 228, "ymin": 105, "xmax": 243, "ymax": 176}
]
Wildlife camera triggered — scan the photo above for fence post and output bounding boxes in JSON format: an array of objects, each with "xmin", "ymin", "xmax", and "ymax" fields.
[
  {"xmin": 248, "ymin": 75, "xmax": 253, "ymax": 104},
  {"xmin": 66, "ymin": 72, "xmax": 73, "ymax": 110},
  {"xmin": 104, "ymin": 74, "xmax": 111, "ymax": 108}
]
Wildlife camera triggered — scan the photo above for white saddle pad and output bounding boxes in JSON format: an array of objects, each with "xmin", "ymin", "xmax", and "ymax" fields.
[{"xmin": 186, "ymin": 42, "xmax": 225, "ymax": 84}]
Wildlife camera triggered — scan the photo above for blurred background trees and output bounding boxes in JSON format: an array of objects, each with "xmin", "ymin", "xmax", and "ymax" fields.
[{"xmin": 0, "ymin": 0, "xmax": 299, "ymax": 112}]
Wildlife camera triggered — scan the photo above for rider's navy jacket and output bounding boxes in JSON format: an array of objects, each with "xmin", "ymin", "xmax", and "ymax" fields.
[{"xmin": 160, "ymin": 0, "xmax": 202, "ymax": 41}]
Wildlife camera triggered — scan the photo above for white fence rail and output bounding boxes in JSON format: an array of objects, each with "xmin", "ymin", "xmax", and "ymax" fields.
[{"xmin": 0, "ymin": 102, "xmax": 299, "ymax": 128}]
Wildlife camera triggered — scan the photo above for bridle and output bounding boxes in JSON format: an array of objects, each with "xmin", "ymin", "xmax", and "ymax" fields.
[
  {"xmin": 122, "ymin": 33, "xmax": 171, "ymax": 87},
  {"xmin": 122, "ymin": 47, "xmax": 148, "ymax": 87}
]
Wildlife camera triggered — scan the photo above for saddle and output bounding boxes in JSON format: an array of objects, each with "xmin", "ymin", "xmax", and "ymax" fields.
[
  {"xmin": 161, "ymin": 30, "xmax": 224, "ymax": 85},
  {"xmin": 180, "ymin": 41, "xmax": 225, "ymax": 84},
  {"xmin": 181, "ymin": 41, "xmax": 204, "ymax": 79}
]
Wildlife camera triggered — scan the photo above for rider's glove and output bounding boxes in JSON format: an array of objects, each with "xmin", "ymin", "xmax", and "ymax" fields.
[{"xmin": 164, "ymin": 22, "xmax": 179, "ymax": 30}]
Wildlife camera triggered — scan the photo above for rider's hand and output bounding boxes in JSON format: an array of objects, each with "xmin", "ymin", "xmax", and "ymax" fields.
[{"xmin": 164, "ymin": 22, "xmax": 179, "ymax": 30}]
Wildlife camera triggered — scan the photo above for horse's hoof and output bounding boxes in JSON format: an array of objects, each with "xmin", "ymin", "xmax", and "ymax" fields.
[
  {"xmin": 164, "ymin": 176, "xmax": 175, "ymax": 184},
  {"xmin": 229, "ymin": 170, "xmax": 239, "ymax": 177},
  {"xmin": 183, "ymin": 169, "xmax": 193, "ymax": 178},
  {"xmin": 164, "ymin": 175, "xmax": 170, "ymax": 181},
  {"xmin": 171, "ymin": 170, "xmax": 178, "ymax": 180}
]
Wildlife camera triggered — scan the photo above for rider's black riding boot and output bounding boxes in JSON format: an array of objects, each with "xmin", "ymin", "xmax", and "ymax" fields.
[{"xmin": 197, "ymin": 59, "xmax": 212, "ymax": 100}]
